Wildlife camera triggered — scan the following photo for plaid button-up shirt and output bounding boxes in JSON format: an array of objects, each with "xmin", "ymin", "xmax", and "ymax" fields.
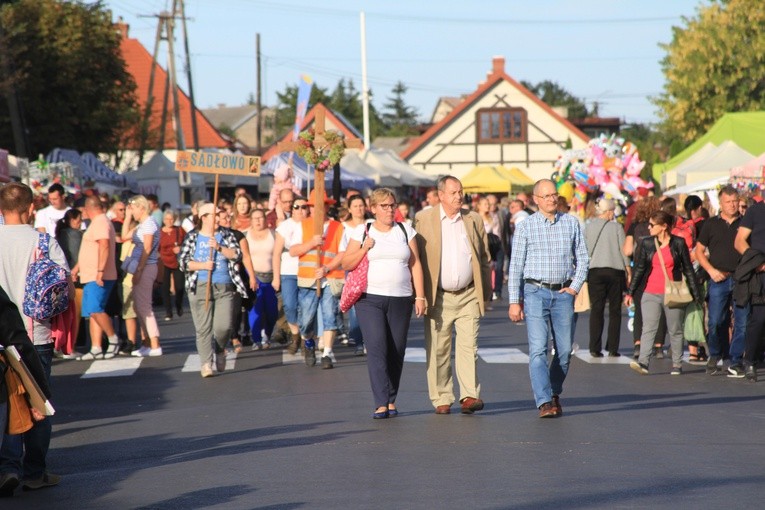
[
  {"xmin": 178, "ymin": 227, "xmax": 247, "ymax": 298},
  {"xmin": 508, "ymin": 212, "xmax": 589, "ymax": 304}
]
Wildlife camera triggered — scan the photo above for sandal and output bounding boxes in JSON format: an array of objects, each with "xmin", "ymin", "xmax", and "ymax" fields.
[
  {"xmin": 105, "ymin": 342, "xmax": 120, "ymax": 357},
  {"xmin": 232, "ymin": 339, "xmax": 243, "ymax": 354},
  {"xmin": 77, "ymin": 350, "xmax": 111, "ymax": 361}
]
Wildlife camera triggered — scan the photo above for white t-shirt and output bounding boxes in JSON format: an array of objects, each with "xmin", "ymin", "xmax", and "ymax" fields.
[
  {"xmin": 350, "ymin": 221, "xmax": 417, "ymax": 297},
  {"xmin": 275, "ymin": 218, "xmax": 301, "ymax": 276},
  {"xmin": 34, "ymin": 205, "xmax": 70, "ymax": 235},
  {"xmin": 0, "ymin": 224, "xmax": 69, "ymax": 345},
  {"xmin": 181, "ymin": 215, "xmax": 195, "ymax": 233}
]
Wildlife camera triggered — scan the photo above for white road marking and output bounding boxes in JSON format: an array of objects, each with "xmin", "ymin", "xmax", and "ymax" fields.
[
  {"xmin": 182, "ymin": 352, "xmax": 237, "ymax": 373},
  {"xmin": 81, "ymin": 358, "xmax": 142, "ymax": 378}
]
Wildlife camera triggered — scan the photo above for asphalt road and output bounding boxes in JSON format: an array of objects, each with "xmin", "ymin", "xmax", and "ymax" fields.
[{"xmin": 4, "ymin": 298, "xmax": 765, "ymax": 509}]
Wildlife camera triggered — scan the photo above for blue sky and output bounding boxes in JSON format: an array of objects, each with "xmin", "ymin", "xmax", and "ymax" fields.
[{"xmin": 105, "ymin": 0, "xmax": 707, "ymax": 126}]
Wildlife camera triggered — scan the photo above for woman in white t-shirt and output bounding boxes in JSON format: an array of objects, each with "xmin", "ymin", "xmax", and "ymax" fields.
[
  {"xmin": 273, "ymin": 196, "xmax": 309, "ymax": 354},
  {"xmin": 342, "ymin": 188, "xmax": 426, "ymax": 419}
]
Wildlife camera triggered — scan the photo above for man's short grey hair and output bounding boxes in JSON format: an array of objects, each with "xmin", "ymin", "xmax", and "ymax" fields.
[
  {"xmin": 437, "ymin": 175, "xmax": 461, "ymax": 191},
  {"xmin": 532, "ymin": 179, "xmax": 555, "ymax": 196}
]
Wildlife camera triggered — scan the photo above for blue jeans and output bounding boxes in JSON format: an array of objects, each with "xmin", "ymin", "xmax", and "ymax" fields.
[
  {"xmin": 298, "ymin": 287, "xmax": 339, "ymax": 338},
  {"xmin": 281, "ymin": 275, "xmax": 299, "ymax": 325},
  {"xmin": 523, "ymin": 284, "xmax": 574, "ymax": 408},
  {"xmin": 707, "ymin": 277, "xmax": 748, "ymax": 363},
  {"xmin": 1, "ymin": 343, "xmax": 53, "ymax": 479}
]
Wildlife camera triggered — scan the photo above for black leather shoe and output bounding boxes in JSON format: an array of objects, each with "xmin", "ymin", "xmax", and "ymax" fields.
[{"xmin": 590, "ymin": 351, "xmax": 604, "ymax": 358}]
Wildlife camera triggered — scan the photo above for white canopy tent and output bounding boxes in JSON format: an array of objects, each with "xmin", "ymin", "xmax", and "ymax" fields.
[
  {"xmin": 672, "ymin": 141, "xmax": 754, "ymax": 187},
  {"xmin": 663, "ymin": 175, "xmax": 730, "ymax": 196},
  {"xmin": 361, "ymin": 148, "xmax": 434, "ymax": 187},
  {"xmin": 125, "ymin": 153, "xmax": 206, "ymax": 208},
  {"xmin": 340, "ymin": 151, "xmax": 399, "ymax": 187},
  {"xmin": 661, "ymin": 143, "xmax": 718, "ymax": 189}
]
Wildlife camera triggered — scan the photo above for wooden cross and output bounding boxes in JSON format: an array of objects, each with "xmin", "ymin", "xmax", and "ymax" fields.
[{"xmin": 276, "ymin": 108, "xmax": 363, "ymax": 235}]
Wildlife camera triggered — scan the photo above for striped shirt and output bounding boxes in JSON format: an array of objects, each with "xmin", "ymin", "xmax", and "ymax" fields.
[{"xmin": 508, "ymin": 211, "xmax": 589, "ymax": 303}]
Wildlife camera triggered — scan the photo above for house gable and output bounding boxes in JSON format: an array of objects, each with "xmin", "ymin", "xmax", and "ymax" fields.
[
  {"xmin": 261, "ymin": 103, "xmax": 364, "ymax": 163},
  {"xmin": 118, "ymin": 24, "xmax": 228, "ymax": 150},
  {"xmin": 402, "ymin": 57, "xmax": 589, "ymax": 181}
]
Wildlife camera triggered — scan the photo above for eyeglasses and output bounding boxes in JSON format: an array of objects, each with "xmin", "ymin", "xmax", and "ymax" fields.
[
  {"xmin": 292, "ymin": 204, "xmax": 309, "ymax": 210},
  {"xmin": 535, "ymin": 193, "xmax": 559, "ymax": 201},
  {"xmin": 377, "ymin": 203, "xmax": 397, "ymax": 210}
]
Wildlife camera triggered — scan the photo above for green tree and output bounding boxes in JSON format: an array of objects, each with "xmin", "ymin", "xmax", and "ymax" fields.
[
  {"xmin": 274, "ymin": 82, "xmax": 330, "ymax": 137},
  {"xmin": 0, "ymin": 0, "xmax": 139, "ymax": 158},
  {"xmin": 654, "ymin": 0, "xmax": 765, "ymax": 144},
  {"xmin": 382, "ymin": 81, "xmax": 419, "ymax": 136},
  {"xmin": 521, "ymin": 79, "xmax": 589, "ymax": 119},
  {"xmin": 273, "ymin": 78, "xmax": 386, "ymax": 141}
]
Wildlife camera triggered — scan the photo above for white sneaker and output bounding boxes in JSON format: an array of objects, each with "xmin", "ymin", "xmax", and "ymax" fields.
[
  {"xmin": 148, "ymin": 347, "xmax": 163, "ymax": 357},
  {"xmin": 200, "ymin": 363, "xmax": 214, "ymax": 378},
  {"xmin": 131, "ymin": 346, "xmax": 151, "ymax": 357}
]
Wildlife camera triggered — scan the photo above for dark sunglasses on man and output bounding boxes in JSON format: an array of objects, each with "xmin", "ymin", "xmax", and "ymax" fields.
[{"xmin": 293, "ymin": 204, "xmax": 309, "ymax": 210}]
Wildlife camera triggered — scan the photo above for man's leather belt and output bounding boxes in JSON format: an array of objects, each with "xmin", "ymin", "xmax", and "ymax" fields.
[
  {"xmin": 524, "ymin": 278, "xmax": 571, "ymax": 291},
  {"xmin": 440, "ymin": 282, "xmax": 474, "ymax": 295}
]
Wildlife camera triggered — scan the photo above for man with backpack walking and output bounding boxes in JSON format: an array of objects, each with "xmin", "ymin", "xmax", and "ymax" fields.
[{"xmin": 0, "ymin": 182, "xmax": 69, "ymax": 495}]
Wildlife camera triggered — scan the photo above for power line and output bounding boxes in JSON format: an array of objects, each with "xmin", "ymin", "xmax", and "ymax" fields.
[{"xmin": 224, "ymin": 0, "xmax": 680, "ymax": 25}]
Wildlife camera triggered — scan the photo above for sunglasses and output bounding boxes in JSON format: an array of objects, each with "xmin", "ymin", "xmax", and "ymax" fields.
[
  {"xmin": 648, "ymin": 222, "xmax": 664, "ymax": 228},
  {"xmin": 292, "ymin": 204, "xmax": 309, "ymax": 210},
  {"xmin": 377, "ymin": 203, "xmax": 397, "ymax": 210}
]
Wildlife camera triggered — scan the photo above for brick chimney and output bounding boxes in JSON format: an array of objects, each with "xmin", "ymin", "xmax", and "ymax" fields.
[
  {"xmin": 492, "ymin": 56, "xmax": 505, "ymax": 75},
  {"xmin": 115, "ymin": 17, "xmax": 129, "ymax": 38}
]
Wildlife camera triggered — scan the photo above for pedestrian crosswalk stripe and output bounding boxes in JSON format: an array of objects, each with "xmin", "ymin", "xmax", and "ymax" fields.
[
  {"xmin": 181, "ymin": 352, "xmax": 237, "ymax": 373},
  {"xmin": 81, "ymin": 358, "xmax": 142, "ymax": 379},
  {"xmin": 403, "ymin": 347, "xmax": 530, "ymax": 364},
  {"xmin": 574, "ymin": 351, "xmax": 632, "ymax": 364},
  {"xmin": 478, "ymin": 348, "xmax": 529, "ymax": 363},
  {"xmin": 404, "ymin": 347, "xmax": 427, "ymax": 363},
  {"xmin": 282, "ymin": 351, "xmax": 304, "ymax": 364}
]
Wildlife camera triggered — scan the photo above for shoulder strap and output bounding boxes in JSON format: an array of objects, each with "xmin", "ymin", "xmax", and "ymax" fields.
[
  {"xmin": 589, "ymin": 221, "xmax": 608, "ymax": 258},
  {"xmin": 397, "ymin": 222, "xmax": 408, "ymax": 242},
  {"xmin": 37, "ymin": 232, "xmax": 51, "ymax": 257},
  {"xmin": 654, "ymin": 237, "xmax": 672, "ymax": 281},
  {"xmin": 361, "ymin": 221, "xmax": 372, "ymax": 243}
]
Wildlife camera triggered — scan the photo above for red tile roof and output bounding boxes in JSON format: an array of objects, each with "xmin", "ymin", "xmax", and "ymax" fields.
[
  {"xmin": 118, "ymin": 26, "xmax": 228, "ymax": 150},
  {"xmin": 400, "ymin": 57, "xmax": 589, "ymax": 160},
  {"xmin": 261, "ymin": 103, "xmax": 364, "ymax": 162}
]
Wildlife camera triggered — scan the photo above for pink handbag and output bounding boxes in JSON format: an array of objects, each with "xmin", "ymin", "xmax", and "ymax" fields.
[{"xmin": 340, "ymin": 224, "xmax": 371, "ymax": 312}]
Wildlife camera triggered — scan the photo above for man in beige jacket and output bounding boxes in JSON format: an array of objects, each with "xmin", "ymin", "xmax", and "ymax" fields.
[{"xmin": 413, "ymin": 176, "xmax": 492, "ymax": 415}]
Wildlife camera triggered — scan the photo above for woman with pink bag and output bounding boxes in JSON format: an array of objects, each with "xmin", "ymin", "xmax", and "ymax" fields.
[{"xmin": 342, "ymin": 188, "xmax": 426, "ymax": 419}]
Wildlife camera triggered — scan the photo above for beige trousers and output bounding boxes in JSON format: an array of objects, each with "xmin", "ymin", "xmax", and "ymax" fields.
[{"xmin": 424, "ymin": 288, "xmax": 481, "ymax": 407}]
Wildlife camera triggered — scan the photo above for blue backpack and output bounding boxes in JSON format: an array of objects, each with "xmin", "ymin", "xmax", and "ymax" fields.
[{"xmin": 23, "ymin": 233, "xmax": 70, "ymax": 320}]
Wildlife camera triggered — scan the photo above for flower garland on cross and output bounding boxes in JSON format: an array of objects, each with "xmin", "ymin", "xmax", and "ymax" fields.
[{"xmin": 296, "ymin": 129, "xmax": 346, "ymax": 171}]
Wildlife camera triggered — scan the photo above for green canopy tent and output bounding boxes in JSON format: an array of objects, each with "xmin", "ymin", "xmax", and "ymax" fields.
[{"xmin": 654, "ymin": 111, "xmax": 765, "ymax": 185}]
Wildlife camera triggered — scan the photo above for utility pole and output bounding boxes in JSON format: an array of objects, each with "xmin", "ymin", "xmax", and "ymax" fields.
[
  {"xmin": 256, "ymin": 33, "xmax": 262, "ymax": 155},
  {"xmin": 137, "ymin": 0, "xmax": 195, "ymax": 166},
  {"xmin": 178, "ymin": 0, "xmax": 199, "ymax": 151}
]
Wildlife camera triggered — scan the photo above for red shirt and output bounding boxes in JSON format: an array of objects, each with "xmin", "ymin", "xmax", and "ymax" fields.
[
  {"xmin": 159, "ymin": 226, "xmax": 185, "ymax": 269},
  {"xmin": 645, "ymin": 244, "xmax": 673, "ymax": 294}
]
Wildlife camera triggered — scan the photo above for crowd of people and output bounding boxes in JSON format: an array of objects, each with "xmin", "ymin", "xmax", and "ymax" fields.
[{"xmin": 1, "ymin": 171, "xmax": 764, "ymax": 497}]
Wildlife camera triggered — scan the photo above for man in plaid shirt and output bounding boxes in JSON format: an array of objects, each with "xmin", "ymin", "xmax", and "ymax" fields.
[{"xmin": 508, "ymin": 179, "xmax": 588, "ymax": 419}]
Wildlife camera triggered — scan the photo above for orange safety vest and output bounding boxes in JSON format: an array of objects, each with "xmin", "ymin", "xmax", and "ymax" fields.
[{"xmin": 297, "ymin": 218, "xmax": 345, "ymax": 281}]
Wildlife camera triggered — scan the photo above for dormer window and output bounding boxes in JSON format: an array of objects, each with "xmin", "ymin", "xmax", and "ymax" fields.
[{"xmin": 477, "ymin": 108, "xmax": 527, "ymax": 143}]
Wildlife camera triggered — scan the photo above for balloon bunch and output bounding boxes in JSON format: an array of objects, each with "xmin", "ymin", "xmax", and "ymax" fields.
[
  {"xmin": 552, "ymin": 134, "xmax": 653, "ymax": 213},
  {"xmin": 732, "ymin": 179, "xmax": 765, "ymax": 192}
]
